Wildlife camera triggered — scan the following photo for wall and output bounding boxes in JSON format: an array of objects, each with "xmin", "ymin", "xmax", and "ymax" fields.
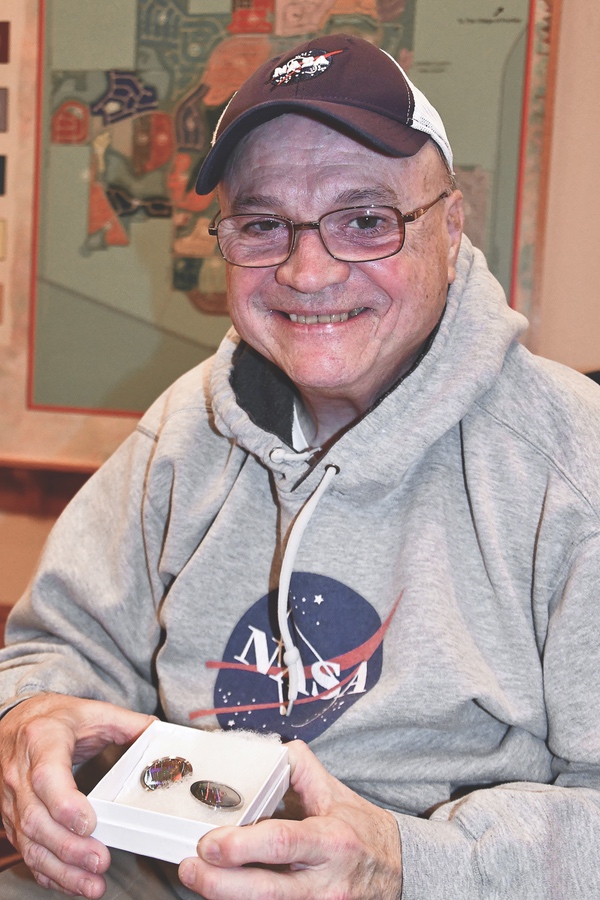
[
  {"xmin": 0, "ymin": 470, "xmax": 89, "ymax": 607},
  {"xmin": 536, "ymin": 0, "xmax": 600, "ymax": 372},
  {"xmin": 0, "ymin": 513, "xmax": 55, "ymax": 608}
]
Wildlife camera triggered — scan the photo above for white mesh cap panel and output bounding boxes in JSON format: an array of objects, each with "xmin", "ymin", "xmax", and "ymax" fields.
[{"xmin": 382, "ymin": 50, "xmax": 454, "ymax": 173}]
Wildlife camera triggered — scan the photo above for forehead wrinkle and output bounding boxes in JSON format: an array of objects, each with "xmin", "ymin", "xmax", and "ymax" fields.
[
  {"xmin": 225, "ymin": 184, "xmax": 404, "ymax": 217},
  {"xmin": 334, "ymin": 185, "xmax": 401, "ymax": 207}
]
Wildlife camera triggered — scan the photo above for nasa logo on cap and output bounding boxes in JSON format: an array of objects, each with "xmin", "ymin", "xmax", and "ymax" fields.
[{"xmin": 269, "ymin": 48, "xmax": 346, "ymax": 88}]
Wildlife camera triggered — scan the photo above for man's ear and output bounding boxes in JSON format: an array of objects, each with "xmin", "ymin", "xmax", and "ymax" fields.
[{"xmin": 445, "ymin": 190, "xmax": 464, "ymax": 285}]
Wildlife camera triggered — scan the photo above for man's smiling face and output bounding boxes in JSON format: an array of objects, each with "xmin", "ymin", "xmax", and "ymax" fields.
[{"xmin": 219, "ymin": 114, "xmax": 463, "ymax": 415}]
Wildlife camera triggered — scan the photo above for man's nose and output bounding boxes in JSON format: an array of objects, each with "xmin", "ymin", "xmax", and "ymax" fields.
[{"xmin": 275, "ymin": 227, "xmax": 351, "ymax": 293}]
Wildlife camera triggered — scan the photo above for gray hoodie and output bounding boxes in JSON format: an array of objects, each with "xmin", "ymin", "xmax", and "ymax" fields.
[{"xmin": 2, "ymin": 236, "xmax": 600, "ymax": 897}]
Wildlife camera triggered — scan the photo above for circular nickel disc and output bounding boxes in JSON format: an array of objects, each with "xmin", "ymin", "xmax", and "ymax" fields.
[
  {"xmin": 141, "ymin": 756, "xmax": 193, "ymax": 791},
  {"xmin": 190, "ymin": 780, "xmax": 243, "ymax": 810}
]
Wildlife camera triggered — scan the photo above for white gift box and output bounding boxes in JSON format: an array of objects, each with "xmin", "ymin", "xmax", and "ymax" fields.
[{"xmin": 89, "ymin": 721, "xmax": 290, "ymax": 864}]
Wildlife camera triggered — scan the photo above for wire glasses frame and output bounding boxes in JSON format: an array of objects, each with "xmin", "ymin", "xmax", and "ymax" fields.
[{"xmin": 208, "ymin": 190, "xmax": 451, "ymax": 268}]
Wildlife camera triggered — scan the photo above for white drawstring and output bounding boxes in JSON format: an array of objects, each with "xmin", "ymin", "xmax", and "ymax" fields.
[
  {"xmin": 276, "ymin": 464, "xmax": 339, "ymax": 716},
  {"xmin": 269, "ymin": 446, "xmax": 318, "ymax": 464}
]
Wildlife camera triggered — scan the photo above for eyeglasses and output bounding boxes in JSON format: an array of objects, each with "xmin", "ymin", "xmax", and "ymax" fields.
[{"xmin": 208, "ymin": 191, "xmax": 451, "ymax": 268}]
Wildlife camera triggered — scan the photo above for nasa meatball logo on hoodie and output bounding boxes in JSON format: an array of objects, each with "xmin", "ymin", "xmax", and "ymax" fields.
[{"xmin": 190, "ymin": 572, "xmax": 400, "ymax": 742}]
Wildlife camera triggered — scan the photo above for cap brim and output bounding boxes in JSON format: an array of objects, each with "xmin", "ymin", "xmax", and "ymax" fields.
[{"xmin": 195, "ymin": 100, "xmax": 429, "ymax": 194}]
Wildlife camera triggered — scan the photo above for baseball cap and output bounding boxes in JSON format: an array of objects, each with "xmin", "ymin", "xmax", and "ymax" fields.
[{"xmin": 195, "ymin": 33, "xmax": 453, "ymax": 195}]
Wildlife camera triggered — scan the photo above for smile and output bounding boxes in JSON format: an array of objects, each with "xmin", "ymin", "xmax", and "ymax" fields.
[{"xmin": 287, "ymin": 307, "xmax": 367, "ymax": 324}]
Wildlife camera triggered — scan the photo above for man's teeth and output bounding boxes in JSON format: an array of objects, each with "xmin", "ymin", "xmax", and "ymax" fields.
[{"xmin": 288, "ymin": 308, "xmax": 366, "ymax": 324}]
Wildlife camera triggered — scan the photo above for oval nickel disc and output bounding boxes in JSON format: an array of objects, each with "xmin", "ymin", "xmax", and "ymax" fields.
[
  {"xmin": 190, "ymin": 780, "xmax": 243, "ymax": 809},
  {"xmin": 141, "ymin": 756, "xmax": 193, "ymax": 790}
]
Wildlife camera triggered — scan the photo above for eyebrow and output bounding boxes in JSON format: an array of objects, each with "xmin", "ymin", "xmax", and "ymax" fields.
[
  {"xmin": 229, "ymin": 194, "xmax": 281, "ymax": 214},
  {"xmin": 228, "ymin": 185, "xmax": 401, "ymax": 215}
]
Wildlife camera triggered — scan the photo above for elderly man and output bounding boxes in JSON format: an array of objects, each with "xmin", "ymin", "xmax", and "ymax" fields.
[{"xmin": 1, "ymin": 32, "xmax": 600, "ymax": 900}]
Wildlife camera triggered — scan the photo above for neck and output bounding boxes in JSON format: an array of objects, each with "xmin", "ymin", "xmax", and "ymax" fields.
[
  {"xmin": 296, "ymin": 390, "xmax": 371, "ymax": 447},
  {"xmin": 297, "ymin": 352, "xmax": 423, "ymax": 447}
]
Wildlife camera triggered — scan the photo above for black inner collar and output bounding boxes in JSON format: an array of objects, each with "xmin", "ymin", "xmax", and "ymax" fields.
[{"xmin": 230, "ymin": 343, "xmax": 299, "ymax": 446}]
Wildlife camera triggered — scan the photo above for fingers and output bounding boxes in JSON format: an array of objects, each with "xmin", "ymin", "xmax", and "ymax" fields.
[
  {"xmin": 4, "ymin": 769, "xmax": 110, "ymax": 899},
  {"xmin": 19, "ymin": 831, "xmax": 109, "ymax": 899},
  {"xmin": 0, "ymin": 712, "xmax": 105, "ymax": 897},
  {"xmin": 180, "ymin": 854, "xmax": 315, "ymax": 900},
  {"xmin": 0, "ymin": 694, "xmax": 154, "ymax": 898},
  {"xmin": 179, "ymin": 816, "xmax": 376, "ymax": 899},
  {"xmin": 53, "ymin": 697, "xmax": 156, "ymax": 766},
  {"xmin": 26, "ymin": 715, "xmax": 90, "ymax": 832},
  {"xmin": 178, "ymin": 742, "xmax": 403, "ymax": 900},
  {"xmin": 285, "ymin": 740, "xmax": 340, "ymax": 817},
  {"xmin": 286, "ymin": 739, "xmax": 369, "ymax": 822},
  {"xmin": 199, "ymin": 818, "xmax": 328, "ymax": 869},
  {"xmin": 3, "ymin": 695, "xmax": 154, "ymax": 831},
  {"xmin": 18, "ymin": 787, "xmax": 110, "ymax": 870},
  {"xmin": 4, "ymin": 702, "xmax": 99, "ymax": 841}
]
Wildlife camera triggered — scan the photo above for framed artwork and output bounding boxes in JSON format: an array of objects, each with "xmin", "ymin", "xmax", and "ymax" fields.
[{"xmin": 0, "ymin": 0, "xmax": 560, "ymax": 470}]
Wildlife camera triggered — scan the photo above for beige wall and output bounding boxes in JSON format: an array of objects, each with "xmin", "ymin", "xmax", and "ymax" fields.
[
  {"xmin": 536, "ymin": 0, "xmax": 600, "ymax": 372},
  {"xmin": 0, "ymin": 513, "xmax": 55, "ymax": 606}
]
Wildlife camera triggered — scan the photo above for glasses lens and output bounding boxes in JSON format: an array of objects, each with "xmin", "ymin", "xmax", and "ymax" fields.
[
  {"xmin": 217, "ymin": 215, "xmax": 292, "ymax": 267},
  {"xmin": 320, "ymin": 207, "xmax": 404, "ymax": 261}
]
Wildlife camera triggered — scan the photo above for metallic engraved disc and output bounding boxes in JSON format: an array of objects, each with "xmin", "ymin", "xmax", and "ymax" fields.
[
  {"xmin": 141, "ymin": 756, "xmax": 193, "ymax": 791},
  {"xmin": 190, "ymin": 780, "xmax": 243, "ymax": 810}
]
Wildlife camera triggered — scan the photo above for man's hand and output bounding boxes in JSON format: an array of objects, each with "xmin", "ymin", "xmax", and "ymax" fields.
[
  {"xmin": 179, "ymin": 739, "xmax": 403, "ymax": 900},
  {"xmin": 0, "ymin": 693, "xmax": 154, "ymax": 898}
]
